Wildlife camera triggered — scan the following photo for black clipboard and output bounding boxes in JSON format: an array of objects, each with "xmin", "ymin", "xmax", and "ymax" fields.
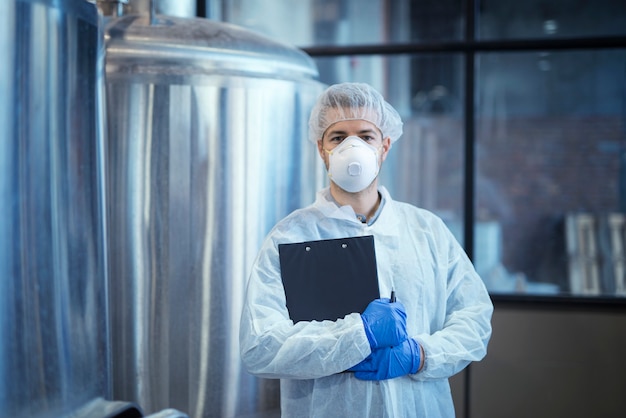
[{"xmin": 278, "ymin": 235, "xmax": 380, "ymax": 323}]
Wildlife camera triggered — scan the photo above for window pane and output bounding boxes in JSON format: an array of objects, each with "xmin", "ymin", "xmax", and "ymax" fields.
[
  {"xmin": 478, "ymin": 0, "xmax": 626, "ymax": 40},
  {"xmin": 314, "ymin": 54, "xmax": 466, "ymax": 243},
  {"xmin": 476, "ymin": 49, "xmax": 626, "ymax": 297},
  {"xmin": 219, "ymin": 0, "xmax": 464, "ymax": 47}
]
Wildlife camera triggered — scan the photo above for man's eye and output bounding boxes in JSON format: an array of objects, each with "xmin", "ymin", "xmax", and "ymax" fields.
[
  {"xmin": 330, "ymin": 136, "xmax": 344, "ymax": 142},
  {"xmin": 361, "ymin": 136, "xmax": 374, "ymax": 141}
]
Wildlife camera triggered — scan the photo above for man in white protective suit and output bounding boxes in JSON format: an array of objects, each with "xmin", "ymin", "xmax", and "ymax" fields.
[{"xmin": 239, "ymin": 82, "xmax": 493, "ymax": 418}]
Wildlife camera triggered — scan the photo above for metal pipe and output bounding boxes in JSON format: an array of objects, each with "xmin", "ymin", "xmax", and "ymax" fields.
[
  {"xmin": 97, "ymin": 0, "xmax": 129, "ymax": 17},
  {"xmin": 97, "ymin": 0, "xmax": 196, "ymax": 18}
]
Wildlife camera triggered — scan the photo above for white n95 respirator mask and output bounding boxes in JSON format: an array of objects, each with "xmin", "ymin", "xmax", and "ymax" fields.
[{"xmin": 326, "ymin": 136, "xmax": 381, "ymax": 193}]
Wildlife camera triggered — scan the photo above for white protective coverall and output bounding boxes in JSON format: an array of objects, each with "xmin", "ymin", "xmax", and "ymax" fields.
[{"xmin": 240, "ymin": 186, "xmax": 493, "ymax": 418}]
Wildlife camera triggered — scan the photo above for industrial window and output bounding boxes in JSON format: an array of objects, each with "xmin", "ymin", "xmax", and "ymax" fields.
[{"xmin": 210, "ymin": 0, "xmax": 626, "ymax": 300}]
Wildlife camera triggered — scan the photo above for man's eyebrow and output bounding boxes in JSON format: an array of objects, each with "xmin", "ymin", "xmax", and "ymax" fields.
[
  {"xmin": 325, "ymin": 129, "xmax": 347, "ymax": 136},
  {"xmin": 326, "ymin": 128, "xmax": 378, "ymax": 136}
]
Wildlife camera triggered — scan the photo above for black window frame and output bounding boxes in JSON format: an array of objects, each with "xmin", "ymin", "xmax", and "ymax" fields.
[{"xmin": 299, "ymin": 1, "xmax": 626, "ymax": 309}]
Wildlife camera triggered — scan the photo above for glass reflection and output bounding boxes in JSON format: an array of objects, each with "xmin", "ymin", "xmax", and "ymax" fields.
[
  {"xmin": 476, "ymin": 49, "xmax": 626, "ymax": 297},
  {"xmin": 219, "ymin": 0, "xmax": 464, "ymax": 47},
  {"xmin": 478, "ymin": 0, "xmax": 626, "ymax": 39},
  {"xmin": 214, "ymin": 0, "xmax": 626, "ymax": 299}
]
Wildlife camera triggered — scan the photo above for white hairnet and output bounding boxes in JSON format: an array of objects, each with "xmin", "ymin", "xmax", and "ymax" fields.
[{"xmin": 308, "ymin": 82, "xmax": 403, "ymax": 143}]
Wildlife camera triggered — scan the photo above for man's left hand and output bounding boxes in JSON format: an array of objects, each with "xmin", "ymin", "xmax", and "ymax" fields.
[{"xmin": 348, "ymin": 338, "xmax": 421, "ymax": 380}]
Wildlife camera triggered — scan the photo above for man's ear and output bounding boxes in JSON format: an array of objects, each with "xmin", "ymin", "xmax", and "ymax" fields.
[
  {"xmin": 381, "ymin": 137, "xmax": 392, "ymax": 161},
  {"xmin": 317, "ymin": 139, "xmax": 325, "ymax": 159}
]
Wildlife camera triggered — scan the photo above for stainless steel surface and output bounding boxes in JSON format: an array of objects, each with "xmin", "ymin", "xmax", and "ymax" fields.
[
  {"xmin": 104, "ymin": 14, "xmax": 324, "ymax": 418},
  {"xmin": 0, "ymin": 0, "xmax": 109, "ymax": 417},
  {"xmin": 105, "ymin": 14, "xmax": 319, "ymax": 80}
]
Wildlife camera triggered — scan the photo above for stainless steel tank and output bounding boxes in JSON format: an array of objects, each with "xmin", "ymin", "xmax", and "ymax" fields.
[
  {"xmin": 104, "ymin": 13, "xmax": 324, "ymax": 418},
  {"xmin": 0, "ymin": 0, "xmax": 111, "ymax": 416}
]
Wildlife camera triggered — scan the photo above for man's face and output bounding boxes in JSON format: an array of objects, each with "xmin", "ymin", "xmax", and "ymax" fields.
[{"xmin": 316, "ymin": 119, "xmax": 392, "ymax": 171}]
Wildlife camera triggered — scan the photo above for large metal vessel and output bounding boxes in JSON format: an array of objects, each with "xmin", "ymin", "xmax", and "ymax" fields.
[
  {"xmin": 103, "ymin": 12, "xmax": 324, "ymax": 418},
  {"xmin": 0, "ymin": 0, "xmax": 112, "ymax": 416}
]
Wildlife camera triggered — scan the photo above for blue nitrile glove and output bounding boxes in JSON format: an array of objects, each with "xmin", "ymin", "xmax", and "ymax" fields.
[
  {"xmin": 349, "ymin": 338, "xmax": 421, "ymax": 380},
  {"xmin": 361, "ymin": 298, "xmax": 408, "ymax": 349}
]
